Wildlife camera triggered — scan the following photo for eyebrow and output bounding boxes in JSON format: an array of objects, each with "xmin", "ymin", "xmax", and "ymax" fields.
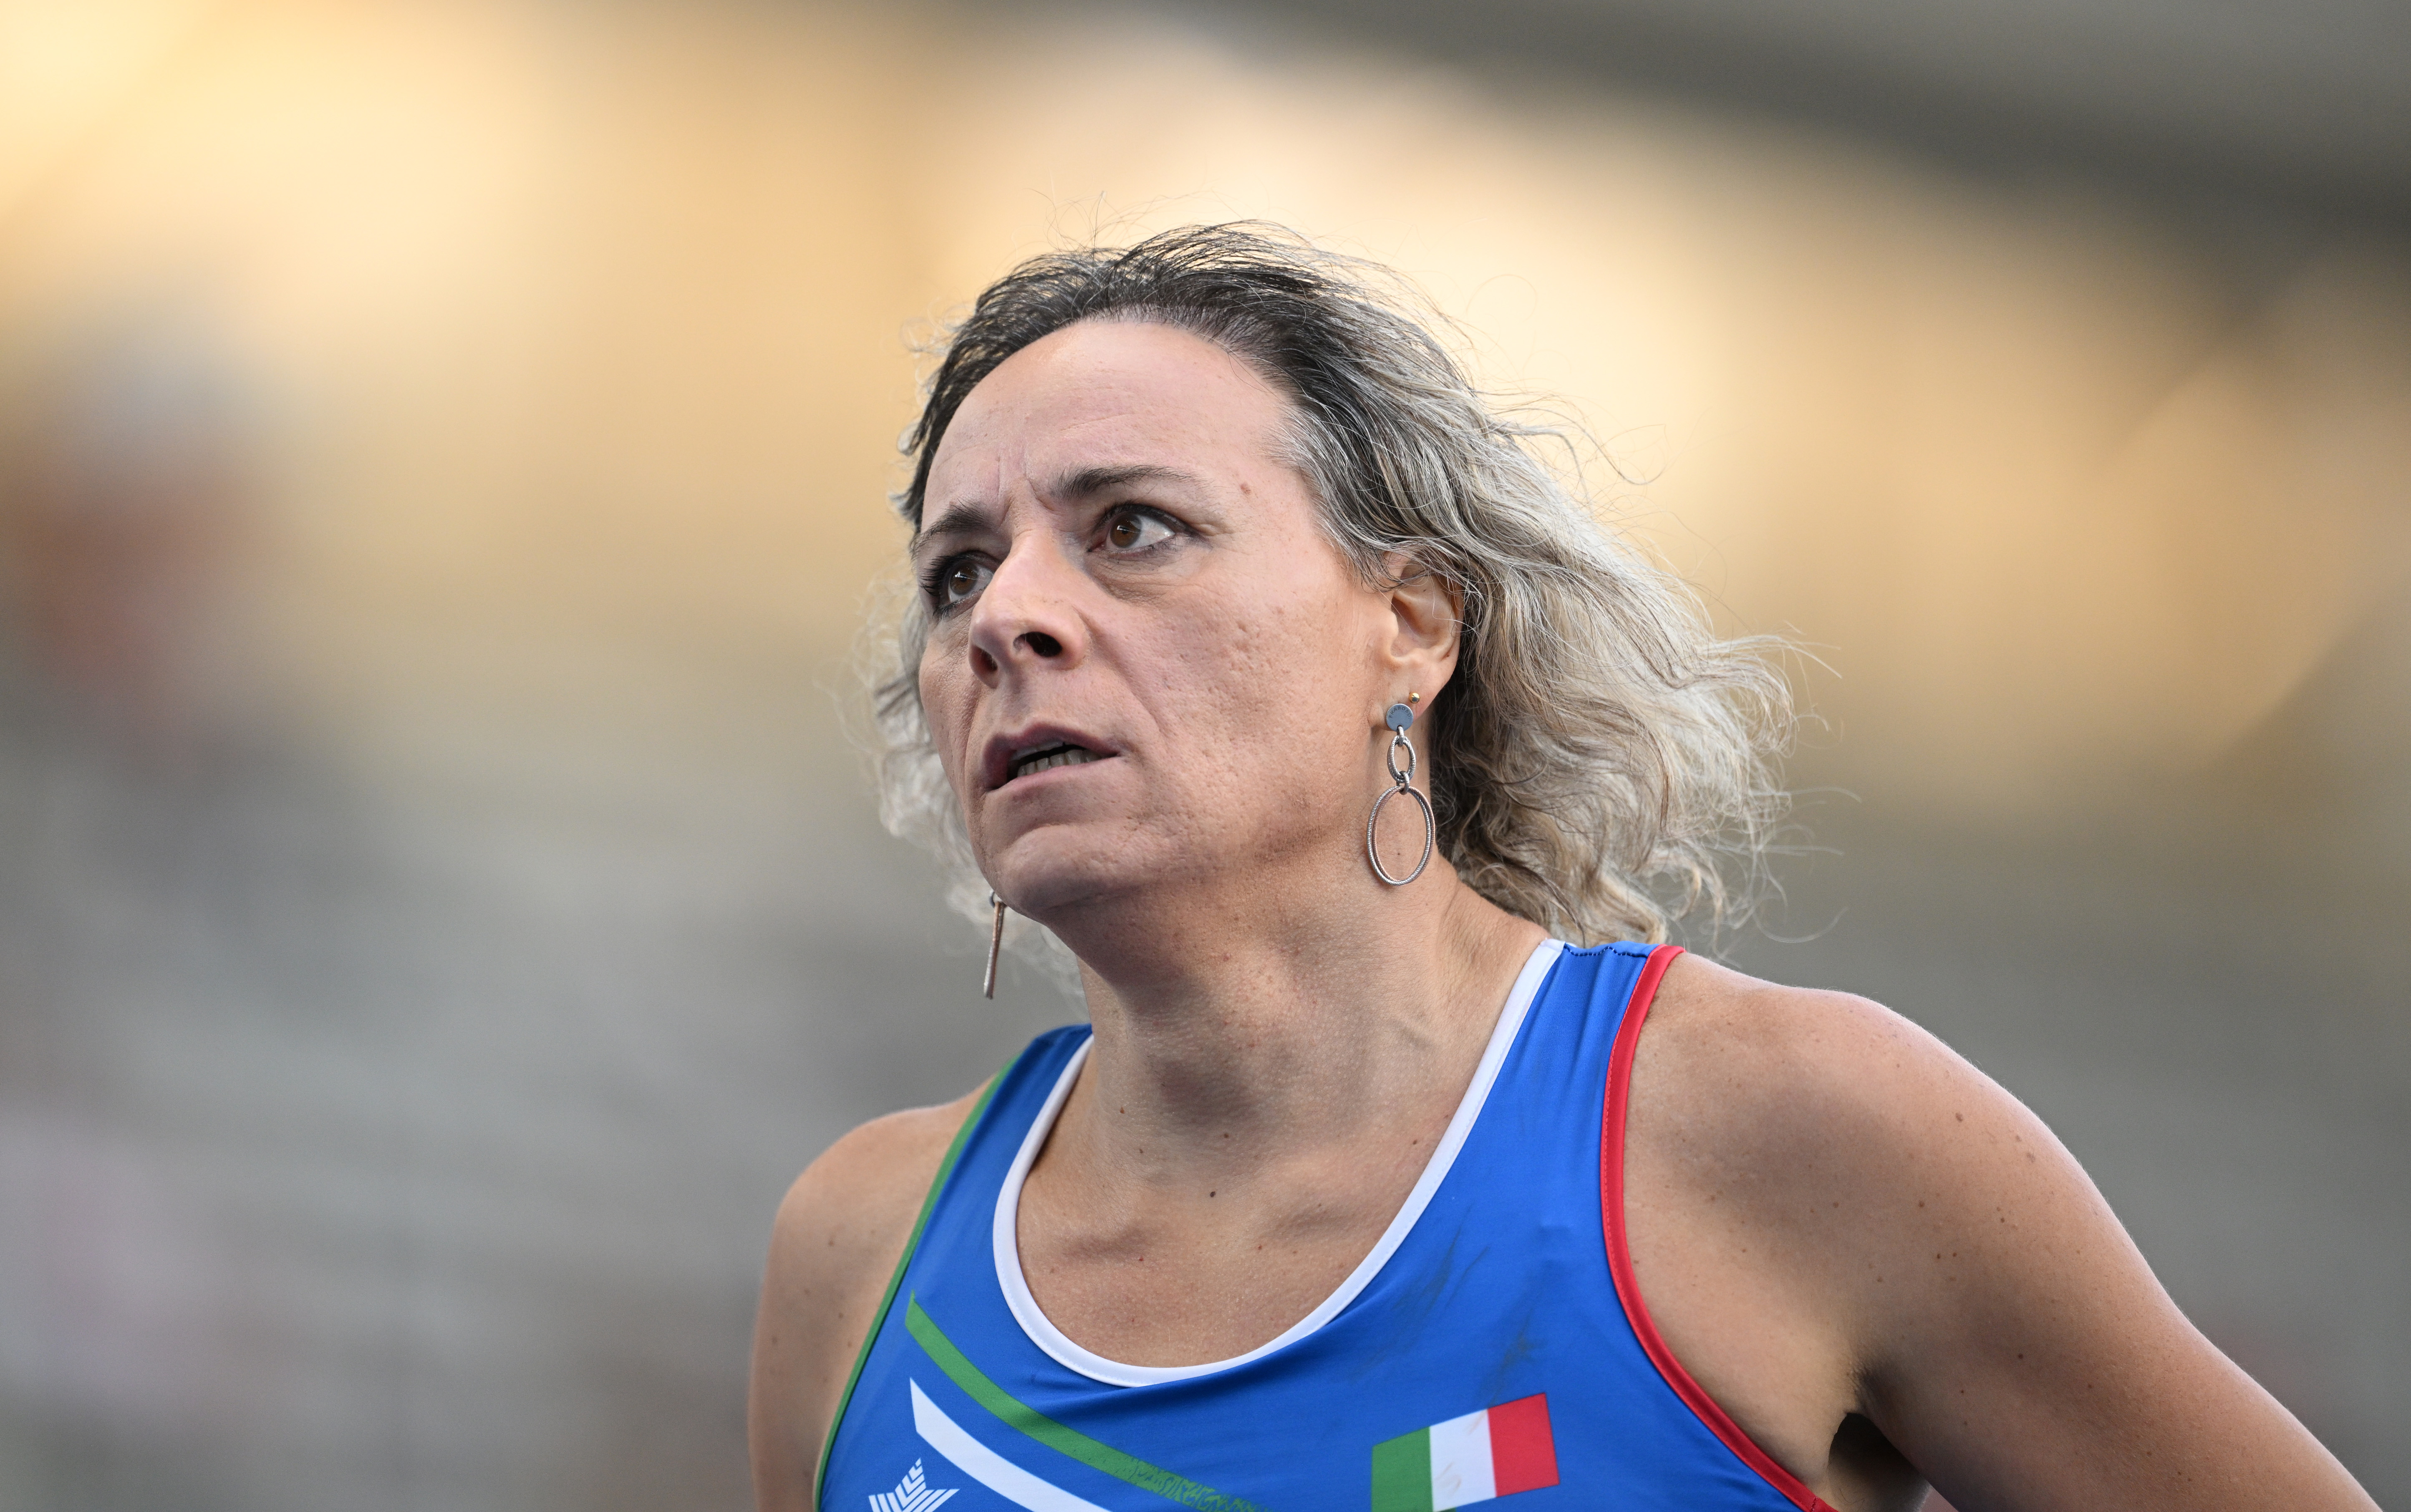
[
  {"xmin": 914, "ymin": 501, "xmax": 993, "ymax": 552},
  {"xmin": 912, "ymin": 464, "xmax": 1207, "ymax": 552},
  {"xmin": 1053, "ymin": 462, "xmax": 1205, "ymax": 499}
]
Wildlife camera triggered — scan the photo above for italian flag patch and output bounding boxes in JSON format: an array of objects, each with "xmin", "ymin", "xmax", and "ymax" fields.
[{"xmin": 1369, "ymin": 1393, "xmax": 1560, "ymax": 1511}]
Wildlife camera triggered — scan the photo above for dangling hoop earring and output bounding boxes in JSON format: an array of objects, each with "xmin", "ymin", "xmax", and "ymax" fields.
[
  {"xmin": 1366, "ymin": 699, "xmax": 1435, "ymax": 886},
  {"xmin": 982, "ymin": 892, "xmax": 1007, "ymax": 998}
]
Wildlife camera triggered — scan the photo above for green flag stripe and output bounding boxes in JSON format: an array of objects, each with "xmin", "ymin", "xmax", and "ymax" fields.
[
  {"xmin": 812, "ymin": 1064, "xmax": 1010, "ymax": 1509},
  {"xmin": 1369, "ymin": 1427, "xmax": 1435, "ymax": 1512},
  {"xmin": 904, "ymin": 1297, "xmax": 1274, "ymax": 1512}
]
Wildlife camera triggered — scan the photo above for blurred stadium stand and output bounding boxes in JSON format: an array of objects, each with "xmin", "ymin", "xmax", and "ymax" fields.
[{"xmin": 0, "ymin": 3, "xmax": 2403, "ymax": 1510}]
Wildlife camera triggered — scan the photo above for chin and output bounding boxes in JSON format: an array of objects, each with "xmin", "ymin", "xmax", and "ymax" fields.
[{"xmin": 983, "ymin": 825, "xmax": 1166, "ymax": 922}]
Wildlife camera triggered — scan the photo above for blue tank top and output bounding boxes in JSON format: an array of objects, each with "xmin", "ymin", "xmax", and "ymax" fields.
[{"xmin": 818, "ymin": 940, "xmax": 1832, "ymax": 1512}]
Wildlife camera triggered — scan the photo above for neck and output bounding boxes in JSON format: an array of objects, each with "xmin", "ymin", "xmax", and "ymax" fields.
[{"xmin": 1040, "ymin": 858, "xmax": 1547, "ymax": 1188}]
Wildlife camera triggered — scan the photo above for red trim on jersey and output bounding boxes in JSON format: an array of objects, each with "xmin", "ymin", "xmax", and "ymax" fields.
[{"xmin": 1600, "ymin": 945, "xmax": 1838, "ymax": 1512}]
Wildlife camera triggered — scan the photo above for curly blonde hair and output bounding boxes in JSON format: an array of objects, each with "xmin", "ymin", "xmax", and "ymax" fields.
[{"xmin": 870, "ymin": 223, "xmax": 1792, "ymax": 951}]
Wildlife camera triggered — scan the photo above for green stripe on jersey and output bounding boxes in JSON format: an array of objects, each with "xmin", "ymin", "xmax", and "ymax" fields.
[
  {"xmin": 813, "ymin": 1065, "xmax": 1009, "ymax": 1508},
  {"xmin": 1370, "ymin": 1427, "xmax": 1436, "ymax": 1512},
  {"xmin": 904, "ymin": 1297, "xmax": 1273, "ymax": 1512}
]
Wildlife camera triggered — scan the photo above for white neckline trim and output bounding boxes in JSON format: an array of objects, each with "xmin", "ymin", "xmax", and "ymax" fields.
[{"xmin": 991, "ymin": 937, "xmax": 1567, "ymax": 1387}]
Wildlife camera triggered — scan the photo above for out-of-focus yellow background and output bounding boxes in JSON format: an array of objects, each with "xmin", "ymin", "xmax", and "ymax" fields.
[{"xmin": 0, "ymin": 1, "xmax": 2403, "ymax": 1507}]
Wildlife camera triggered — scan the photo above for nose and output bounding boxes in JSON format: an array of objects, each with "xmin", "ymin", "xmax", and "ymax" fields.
[{"xmin": 966, "ymin": 529, "xmax": 1087, "ymax": 683}]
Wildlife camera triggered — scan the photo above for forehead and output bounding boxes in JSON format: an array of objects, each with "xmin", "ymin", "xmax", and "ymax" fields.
[{"xmin": 926, "ymin": 320, "xmax": 1292, "ymax": 501}]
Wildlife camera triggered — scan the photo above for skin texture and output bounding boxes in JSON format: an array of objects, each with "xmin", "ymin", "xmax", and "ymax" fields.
[{"xmin": 749, "ymin": 320, "xmax": 2376, "ymax": 1512}]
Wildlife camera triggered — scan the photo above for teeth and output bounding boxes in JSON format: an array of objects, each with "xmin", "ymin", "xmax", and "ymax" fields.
[{"xmin": 1011, "ymin": 746, "xmax": 1102, "ymax": 780}]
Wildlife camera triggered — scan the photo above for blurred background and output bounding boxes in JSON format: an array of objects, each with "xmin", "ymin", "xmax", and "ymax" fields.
[{"xmin": 0, "ymin": 0, "xmax": 2404, "ymax": 1507}]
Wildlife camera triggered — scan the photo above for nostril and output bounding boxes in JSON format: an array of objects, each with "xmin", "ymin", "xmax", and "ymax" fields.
[{"xmin": 1020, "ymin": 631, "xmax": 1063, "ymax": 658}]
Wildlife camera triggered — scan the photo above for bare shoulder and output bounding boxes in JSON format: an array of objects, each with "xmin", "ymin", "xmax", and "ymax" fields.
[
  {"xmin": 1634, "ymin": 948, "xmax": 2167, "ymax": 1373},
  {"xmin": 1628, "ymin": 953, "xmax": 2375, "ymax": 1512},
  {"xmin": 1636, "ymin": 952, "xmax": 2022, "ymax": 1204},
  {"xmin": 1644, "ymin": 950, "xmax": 1952, "ymax": 1100},
  {"xmin": 748, "ymin": 1087, "xmax": 987, "ymax": 1512},
  {"xmin": 1619, "ymin": 953, "xmax": 2000, "ymax": 1495}
]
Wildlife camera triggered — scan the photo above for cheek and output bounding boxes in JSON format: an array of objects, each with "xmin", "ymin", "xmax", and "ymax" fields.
[
  {"xmin": 917, "ymin": 642, "xmax": 970, "ymax": 782},
  {"xmin": 1173, "ymin": 572, "xmax": 1369, "ymax": 783}
]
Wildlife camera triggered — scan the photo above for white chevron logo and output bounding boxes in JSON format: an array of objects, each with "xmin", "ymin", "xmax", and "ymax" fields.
[{"xmin": 869, "ymin": 1457, "xmax": 958, "ymax": 1512}]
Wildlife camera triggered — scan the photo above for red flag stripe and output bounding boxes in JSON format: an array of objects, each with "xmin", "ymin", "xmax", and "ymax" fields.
[{"xmin": 1485, "ymin": 1394, "xmax": 1559, "ymax": 1497}]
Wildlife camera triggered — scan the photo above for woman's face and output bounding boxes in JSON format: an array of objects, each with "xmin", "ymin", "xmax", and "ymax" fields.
[{"xmin": 914, "ymin": 319, "xmax": 1440, "ymax": 927}]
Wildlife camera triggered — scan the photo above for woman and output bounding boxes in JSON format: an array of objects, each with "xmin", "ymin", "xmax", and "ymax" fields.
[{"xmin": 750, "ymin": 226, "xmax": 2371, "ymax": 1512}]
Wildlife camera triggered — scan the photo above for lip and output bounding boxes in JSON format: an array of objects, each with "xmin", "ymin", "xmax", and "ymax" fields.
[{"xmin": 980, "ymin": 723, "xmax": 1122, "ymax": 792}]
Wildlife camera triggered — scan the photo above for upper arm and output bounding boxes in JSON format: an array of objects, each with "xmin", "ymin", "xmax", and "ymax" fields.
[
  {"xmin": 1824, "ymin": 1013, "xmax": 2373, "ymax": 1512},
  {"xmin": 1633, "ymin": 958, "xmax": 2374, "ymax": 1512},
  {"xmin": 747, "ymin": 1090, "xmax": 983, "ymax": 1512}
]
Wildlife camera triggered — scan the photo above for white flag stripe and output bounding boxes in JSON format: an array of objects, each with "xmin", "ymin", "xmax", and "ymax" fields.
[
  {"xmin": 1428, "ymin": 1405, "xmax": 1498, "ymax": 1511},
  {"xmin": 908, "ymin": 1381, "xmax": 1115, "ymax": 1512}
]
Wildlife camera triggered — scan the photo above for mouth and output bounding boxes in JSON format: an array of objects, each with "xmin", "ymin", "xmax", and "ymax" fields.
[{"xmin": 999, "ymin": 738, "xmax": 1112, "ymax": 788}]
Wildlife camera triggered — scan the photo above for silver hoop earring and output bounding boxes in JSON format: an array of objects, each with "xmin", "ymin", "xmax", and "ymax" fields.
[
  {"xmin": 982, "ymin": 892, "xmax": 1006, "ymax": 998},
  {"xmin": 1365, "ymin": 702, "xmax": 1435, "ymax": 886}
]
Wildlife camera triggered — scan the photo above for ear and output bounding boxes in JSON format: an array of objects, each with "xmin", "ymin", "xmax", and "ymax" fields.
[{"xmin": 1377, "ymin": 552, "xmax": 1462, "ymax": 713}]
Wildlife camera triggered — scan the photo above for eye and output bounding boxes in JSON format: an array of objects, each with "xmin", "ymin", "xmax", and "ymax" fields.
[
  {"xmin": 931, "ymin": 556, "xmax": 992, "ymax": 608},
  {"xmin": 1102, "ymin": 508, "xmax": 1175, "ymax": 553}
]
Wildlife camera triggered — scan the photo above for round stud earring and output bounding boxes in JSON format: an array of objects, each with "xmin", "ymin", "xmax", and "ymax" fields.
[{"xmin": 1366, "ymin": 701, "xmax": 1435, "ymax": 886}]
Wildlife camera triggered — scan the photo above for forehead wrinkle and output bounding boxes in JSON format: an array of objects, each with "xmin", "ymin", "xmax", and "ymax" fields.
[
  {"xmin": 919, "ymin": 323, "xmax": 1296, "ymax": 545},
  {"xmin": 1049, "ymin": 462, "xmax": 1208, "ymax": 501}
]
